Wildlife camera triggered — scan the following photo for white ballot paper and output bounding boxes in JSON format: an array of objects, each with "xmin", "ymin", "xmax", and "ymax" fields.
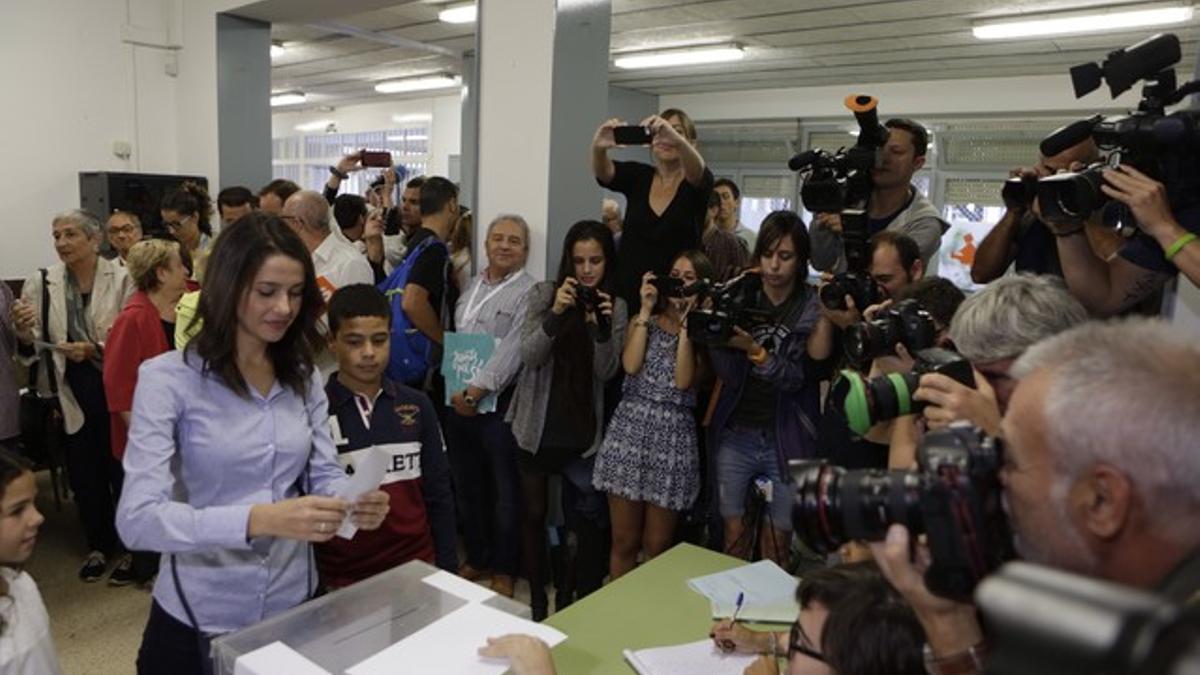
[
  {"xmin": 233, "ymin": 640, "xmax": 331, "ymax": 675},
  {"xmin": 346, "ymin": 603, "xmax": 566, "ymax": 675},
  {"xmin": 334, "ymin": 445, "xmax": 389, "ymax": 539},
  {"xmin": 688, "ymin": 560, "xmax": 800, "ymax": 623},
  {"xmin": 624, "ymin": 639, "xmax": 759, "ymax": 675},
  {"xmin": 422, "ymin": 569, "xmax": 497, "ymax": 603}
]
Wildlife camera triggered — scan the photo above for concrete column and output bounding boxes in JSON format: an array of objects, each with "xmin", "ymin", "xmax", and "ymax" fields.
[
  {"xmin": 475, "ymin": 0, "xmax": 612, "ymax": 279},
  {"xmin": 216, "ymin": 13, "xmax": 272, "ymax": 192}
]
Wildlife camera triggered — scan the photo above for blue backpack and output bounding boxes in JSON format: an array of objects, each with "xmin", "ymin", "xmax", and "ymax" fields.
[{"xmin": 377, "ymin": 236, "xmax": 447, "ymax": 384}]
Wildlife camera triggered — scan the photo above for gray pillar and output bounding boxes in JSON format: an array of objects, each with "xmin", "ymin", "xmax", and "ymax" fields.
[
  {"xmin": 216, "ymin": 14, "xmax": 272, "ymax": 192},
  {"xmin": 475, "ymin": 0, "xmax": 612, "ymax": 279},
  {"xmin": 460, "ymin": 52, "xmax": 479, "ymax": 214}
]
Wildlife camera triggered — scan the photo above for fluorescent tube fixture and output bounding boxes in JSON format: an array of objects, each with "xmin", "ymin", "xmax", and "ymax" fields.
[
  {"xmin": 375, "ymin": 74, "xmax": 462, "ymax": 94},
  {"xmin": 270, "ymin": 43, "xmax": 285, "ymax": 58},
  {"xmin": 295, "ymin": 120, "xmax": 335, "ymax": 132},
  {"xmin": 973, "ymin": 5, "xmax": 1193, "ymax": 40},
  {"xmin": 393, "ymin": 113, "xmax": 433, "ymax": 123},
  {"xmin": 439, "ymin": 3, "xmax": 476, "ymax": 24},
  {"xmin": 614, "ymin": 44, "xmax": 745, "ymax": 70},
  {"xmin": 270, "ymin": 91, "xmax": 306, "ymax": 107},
  {"xmin": 387, "ymin": 134, "xmax": 428, "ymax": 141}
]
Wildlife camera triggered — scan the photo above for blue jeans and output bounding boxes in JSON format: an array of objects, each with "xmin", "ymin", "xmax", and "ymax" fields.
[{"xmin": 716, "ymin": 425, "xmax": 792, "ymax": 531}]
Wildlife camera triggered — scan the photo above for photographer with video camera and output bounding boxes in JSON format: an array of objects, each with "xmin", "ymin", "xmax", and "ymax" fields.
[
  {"xmin": 810, "ymin": 119, "xmax": 948, "ymax": 275},
  {"xmin": 971, "ymin": 138, "xmax": 1101, "ymax": 283},
  {"xmin": 1027, "ymin": 33, "xmax": 1200, "ymax": 315},
  {"xmin": 706, "ymin": 211, "xmax": 824, "ymax": 565},
  {"xmin": 871, "ymin": 318, "xmax": 1200, "ymax": 675}
]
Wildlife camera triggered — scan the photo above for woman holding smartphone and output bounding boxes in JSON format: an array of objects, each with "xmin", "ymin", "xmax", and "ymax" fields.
[
  {"xmin": 592, "ymin": 109, "xmax": 713, "ymax": 312},
  {"xmin": 117, "ymin": 213, "xmax": 389, "ymax": 675}
]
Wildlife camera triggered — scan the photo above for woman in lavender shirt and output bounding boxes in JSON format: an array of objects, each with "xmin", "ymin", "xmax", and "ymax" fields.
[{"xmin": 117, "ymin": 213, "xmax": 389, "ymax": 675}]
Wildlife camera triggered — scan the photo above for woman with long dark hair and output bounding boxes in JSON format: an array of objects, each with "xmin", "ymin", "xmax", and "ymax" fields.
[
  {"xmin": 707, "ymin": 210, "xmax": 825, "ymax": 566},
  {"xmin": 508, "ymin": 220, "xmax": 626, "ymax": 620},
  {"xmin": 116, "ymin": 213, "xmax": 389, "ymax": 675},
  {"xmin": 160, "ymin": 182, "xmax": 214, "ymax": 283}
]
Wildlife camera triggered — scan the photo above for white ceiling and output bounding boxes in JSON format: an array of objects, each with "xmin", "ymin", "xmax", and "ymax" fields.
[{"xmin": 265, "ymin": 0, "xmax": 1200, "ymax": 108}]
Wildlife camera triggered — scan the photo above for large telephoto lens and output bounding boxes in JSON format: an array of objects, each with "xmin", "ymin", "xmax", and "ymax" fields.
[
  {"xmin": 828, "ymin": 370, "xmax": 921, "ymax": 436},
  {"xmin": 790, "ymin": 461, "xmax": 923, "ymax": 554}
]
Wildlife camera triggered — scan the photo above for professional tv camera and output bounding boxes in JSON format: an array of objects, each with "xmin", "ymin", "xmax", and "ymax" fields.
[
  {"xmin": 1037, "ymin": 33, "xmax": 1200, "ymax": 228},
  {"xmin": 790, "ymin": 423, "xmax": 1014, "ymax": 601},
  {"xmin": 791, "ymin": 95, "xmax": 889, "ymax": 309},
  {"xmin": 684, "ymin": 271, "xmax": 772, "ymax": 345},
  {"xmin": 979, "ymin": 562, "xmax": 1200, "ymax": 675}
]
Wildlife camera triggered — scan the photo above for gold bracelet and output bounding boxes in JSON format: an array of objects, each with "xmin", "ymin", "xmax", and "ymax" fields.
[{"xmin": 632, "ymin": 317, "xmax": 651, "ymax": 328}]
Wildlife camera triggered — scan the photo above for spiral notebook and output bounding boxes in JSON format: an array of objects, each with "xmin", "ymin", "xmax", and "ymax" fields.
[{"xmin": 623, "ymin": 639, "xmax": 760, "ymax": 675}]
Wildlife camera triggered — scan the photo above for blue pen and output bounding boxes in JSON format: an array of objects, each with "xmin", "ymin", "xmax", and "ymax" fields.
[{"xmin": 731, "ymin": 591, "xmax": 745, "ymax": 624}]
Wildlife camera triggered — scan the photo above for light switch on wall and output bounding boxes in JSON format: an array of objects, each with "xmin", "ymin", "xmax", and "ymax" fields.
[{"xmin": 113, "ymin": 141, "xmax": 133, "ymax": 160}]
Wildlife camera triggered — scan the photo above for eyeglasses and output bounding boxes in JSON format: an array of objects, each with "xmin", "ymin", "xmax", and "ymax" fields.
[
  {"xmin": 789, "ymin": 621, "xmax": 825, "ymax": 663},
  {"xmin": 108, "ymin": 225, "xmax": 137, "ymax": 235}
]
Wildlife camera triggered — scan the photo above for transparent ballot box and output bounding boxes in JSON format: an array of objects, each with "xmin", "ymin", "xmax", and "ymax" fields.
[{"xmin": 211, "ymin": 560, "xmax": 529, "ymax": 675}]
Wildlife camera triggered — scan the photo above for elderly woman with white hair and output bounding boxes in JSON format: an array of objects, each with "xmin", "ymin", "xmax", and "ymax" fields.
[{"xmin": 11, "ymin": 209, "xmax": 134, "ymax": 582}]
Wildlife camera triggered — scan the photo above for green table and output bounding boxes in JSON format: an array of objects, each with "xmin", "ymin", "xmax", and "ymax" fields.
[{"xmin": 544, "ymin": 543, "xmax": 782, "ymax": 673}]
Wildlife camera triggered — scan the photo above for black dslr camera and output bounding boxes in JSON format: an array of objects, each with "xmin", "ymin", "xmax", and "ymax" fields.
[
  {"xmin": 649, "ymin": 275, "xmax": 686, "ymax": 299},
  {"xmin": 574, "ymin": 283, "xmax": 610, "ymax": 335},
  {"xmin": 828, "ymin": 347, "xmax": 973, "ymax": 436},
  {"xmin": 790, "ymin": 424, "xmax": 1014, "ymax": 601},
  {"xmin": 844, "ymin": 298, "xmax": 936, "ymax": 363},
  {"xmin": 1037, "ymin": 33, "xmax": 1200, "ymax": 227},
  {"xmin": 790, "ymin": 95, "xmax": 889, "ymax": 281},
  {"xmin": 685, "ymin": 272, "xmax": 771, "ymax": 345},
  {"xmin": 818, "ymin": 272, "xmax": 884, "ymax": 313}
]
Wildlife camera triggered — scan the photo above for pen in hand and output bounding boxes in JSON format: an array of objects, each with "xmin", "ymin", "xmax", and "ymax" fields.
[{"xmin": 717, "ymin": 591, "xmax": 745, "ymax": 653}]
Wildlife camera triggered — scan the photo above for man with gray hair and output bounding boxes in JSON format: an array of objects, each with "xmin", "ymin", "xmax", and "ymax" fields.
[
  {"xmin": 443, "ymin": 213, "xmax": 536, "ymax": 598},
  {"xmin": 914, "ymin": 273, "xmax": 1088, "ymax": 436},
  {"xmin": 875, "ymin": 318, "xmax": 1200, "ymax": 673},
  {"xmin": 282, "ymin": 189, "xmax": 373, "ymax": 294}
]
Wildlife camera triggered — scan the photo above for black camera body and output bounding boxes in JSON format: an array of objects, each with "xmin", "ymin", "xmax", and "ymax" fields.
[
  {"xmin": 649, "ymin": 275, "xmax": 686, "ymax": 299},
  {"xmin": 1002, "ymin": 174, "xmax": 1039, "ymax": 209},
  {"xmin": 574, "ymin": 283, "xmax": 610, "ymax": 334},
  {"xmin": 818, "ymin": 271, "xmax": 883, "ymax": 312},
  {"xmin": 844, "ymin": 298, "xmax": 936, "ymax": 363},
  {"xmin": 790, "ymin": 95, "xmax": 890, "ymax": 274},
  {"xmin": 828, "ymin": 347, "xmax": 972, "ymax": 436},
  {"xmin": 1037, "ymin": 33, "xmax": 1200, "ymax": 225},
  {"xmin": 790, "ymin": 424, "xmax": 1014, "ymax": 600},
  {"xmin": 686, "ymin": 273, "xmax": 771, "ymax": 345}
]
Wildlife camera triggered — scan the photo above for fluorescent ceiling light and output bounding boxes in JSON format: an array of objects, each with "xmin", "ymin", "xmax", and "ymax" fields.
[
  {"xmin": 388, "ymin": 134, "xmax": 428, "ymax": 141},
  {"xmin": 393, "ymin": 113, "xmax": 433, "ymax": 123},
  {"xmin": 375, "ymin": 74, "xmax": 462, "ymax": 94},
  {"xmin": 439, "ymin": 3, "xmax": 476, "ymax": 24},
  {"xmin": 270, "ymin": 43, "xmax": 285, "ymax": 58},
  {"xmin": 973, "ymin": 5, "xmax": 1193, "ymax": 40},
  {"xmin": 295, "ymin": 120, "xmax": 335, "ymax": 132},
  {"xmin": 614, "ymin": 44, "xmax": 745, "ymax": 70},
  {"xmin": 270, "ymin": 91, "xmax": 306, "ymax": 107}
]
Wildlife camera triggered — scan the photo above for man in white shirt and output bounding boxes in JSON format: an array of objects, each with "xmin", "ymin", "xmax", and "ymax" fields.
[{"xmin": 283, "ymin": 190, "xmax": 374, "ymax": 296}]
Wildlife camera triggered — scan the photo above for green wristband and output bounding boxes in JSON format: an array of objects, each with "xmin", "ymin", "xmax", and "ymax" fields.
[{"xmin": 1165, "ymin": 232, "xmax": 1198, "ymax": 261}]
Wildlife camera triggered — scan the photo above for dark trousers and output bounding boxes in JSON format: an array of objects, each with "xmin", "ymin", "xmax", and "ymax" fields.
[
  {"xmin": 63, "ymin": 362, "xmax": 121, "ymax": 554},
  {"xmin": 443, "ymin": 394, "xmax": 521, "ymax": 575},
  {"xmin": 138, "ymin": 601, "xmax": 213, "ymax": 675}
]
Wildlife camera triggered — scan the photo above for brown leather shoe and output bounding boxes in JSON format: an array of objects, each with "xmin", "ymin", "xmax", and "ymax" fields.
[
  {"xmin": 458, "ymin": 563, "xmax": 487, "ymax": 581},
  {"xmin": 491, "ymin": 574, "xmax": 515, "ymax": 598}
]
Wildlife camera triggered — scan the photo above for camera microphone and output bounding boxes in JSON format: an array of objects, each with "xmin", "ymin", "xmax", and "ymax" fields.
[
  {"xmin": 788, "ymin": 150, "xmax": 821, "ymax": 171},
  {"xmin": 1039, "ymin": 115, "xmax": 1101, "ymax": 157}
]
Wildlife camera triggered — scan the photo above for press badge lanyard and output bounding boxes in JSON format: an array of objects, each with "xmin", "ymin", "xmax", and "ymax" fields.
[{"xmin": 460, "ymin": 269, "xmax": 525, "ymax": 330}]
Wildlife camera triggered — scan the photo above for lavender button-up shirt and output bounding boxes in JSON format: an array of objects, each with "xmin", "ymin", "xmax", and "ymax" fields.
[{"xmin": 116, "ymin": 350, "xmax": 347, "ymax": 634}]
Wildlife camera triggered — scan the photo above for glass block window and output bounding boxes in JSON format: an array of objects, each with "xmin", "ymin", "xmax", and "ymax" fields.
[{"xmin": 272, "ymin": 123, "xmax": 432, "ymax": 193}]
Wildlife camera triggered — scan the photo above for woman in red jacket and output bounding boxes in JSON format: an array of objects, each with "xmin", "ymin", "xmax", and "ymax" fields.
[{"xmin": 103, "ymin": 238, "xmax": 189, "ymax": 586}]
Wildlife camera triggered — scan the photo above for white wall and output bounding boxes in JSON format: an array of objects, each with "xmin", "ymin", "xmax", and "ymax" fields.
[
  {"xmin": 660, "ymin": 73, "xmax": 1140, "ymax": 120},
  {"xmin": 270, "ymin": 94, "xmax": 463, "ymax": 179}
]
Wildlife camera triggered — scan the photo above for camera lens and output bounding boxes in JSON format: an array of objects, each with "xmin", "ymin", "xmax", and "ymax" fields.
[
  {"xmin": 829, "ymin": 369, "xmax": 921, "ymax": 436},
  {"xmin": 790, "ymin": 461, "xmax": 924, "ymax": 554}
]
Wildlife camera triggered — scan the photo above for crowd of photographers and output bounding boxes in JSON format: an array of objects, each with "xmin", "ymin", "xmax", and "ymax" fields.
[{"xmin": 6, "ymin": 34, "xmax": 1200, "ymax": 675}]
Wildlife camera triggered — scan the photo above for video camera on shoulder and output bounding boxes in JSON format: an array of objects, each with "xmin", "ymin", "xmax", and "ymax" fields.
[
  {"xmin": 790, "ymin": 94, "xmax": 889, "ymax": 276},
  {"xmin": 685, "ymin": 272, "xmax": 772, "ymax": 345},
  {"xmin": 828, "ymin": 347, "xmax": 973, "ymax": 436},
  {"xmin": 1035, "ymin": 33, "xmax": 1200, "ymax": 227},
  {"xmin": 790, "ymin": 423, "xmax": 1014, "ymax": 601}
]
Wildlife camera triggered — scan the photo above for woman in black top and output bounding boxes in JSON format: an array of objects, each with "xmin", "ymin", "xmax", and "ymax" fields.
[{"xmin": 592, "ymin": 109, "xmax": 714, "ymax": 311}]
